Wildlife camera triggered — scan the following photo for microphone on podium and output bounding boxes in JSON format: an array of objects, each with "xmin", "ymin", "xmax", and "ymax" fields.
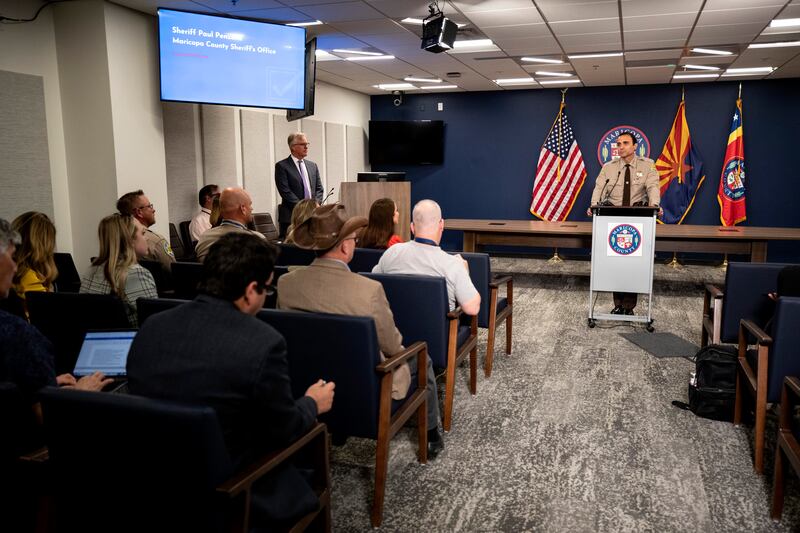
[{"xmin": 321, "ymin": 187, "xmax": 335, "ymax": 205}]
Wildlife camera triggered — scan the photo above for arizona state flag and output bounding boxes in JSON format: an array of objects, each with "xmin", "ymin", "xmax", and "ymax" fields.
[
  {"xmin": 655, "ymin": 99, "xmax": 705, "ymax": 224},
  {"xmin": 718, "ymin": 98, "xmax": 746, "ymax": 226}
]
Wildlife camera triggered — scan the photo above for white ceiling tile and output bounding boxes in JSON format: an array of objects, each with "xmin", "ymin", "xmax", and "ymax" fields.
[
  {"xmin": 452, "ymin": 0, "xmax": 539, "ymax": 12},
  {"xmin": 328, "ymin": 19, "xmax": 408, "ymax": 36},
  {"xmin": 703, "ymin": 0, "xmax": 784, "ymax": 9},
  {"xmin": 625, "ymin": 65, "xmax": 675, "ymax": 84},
  {"xmin": 124, "ymin": 0, "xmax": 217, "ymax": 15},
  {"xmin": 571, "ymin": 56, "xmax": 625, "ymax": 85},
  {"xmin": 679, "ymin": 55, "xmax": 738, "ymax": 65},
  {"xmin": 768, "ymin": 53, "xmax": 800, "ymax": 77},
  {"xmin": 293, "ymin": 1, "xmax": 384, "ymax": 23},
  {"xmin": 621, "ymin": 12, "xmax": 697, "ymax": 31},
  {"xmin": 364, "ymin": 0, "xmax": 436, "ymax": 18},
  {"xmin": 462, "ymin": 8, "xmax": 545, "ymax": 26},
  {"xmin": 216, "ymin": 6, "xmax": 309, "ymax": 21},
  {"xmin": 624, "ymin": 27, "xmax": 691, "ymax": 43},
  {"xmin": 357, "ymin": 33, "xmax": 423, "ymax": 48},
  {"xmin": 521, "ymin": 63, "xmax": 575, "ymax": 73},
  {"xmin": 625, "ymin": 49, "xmax": 683, "ymax": 61},
  {"xmin": 620, "ymin": 0, "xmax": 702, "ymax": 17},
  {"xmin": 689, "ymin": 23, "xmax": 766, "ymax": 45},
  {"xmin": 281, "ymin": 0, "xmax": 364, "ymax": 5},
  {"xmin": 550, "ymin": 18, "xmax": 620, "ymax": 35},
  {"xmin": 536, "ymin": 1, "xmax": 618, "ymax": 22},
  {"xmin": 778, "ymin": 4, "xmax": 800, "ymax": 17},
  {"xmin": 481, "ymin": 23, "xmax": 551, "ymax": 40},
  {"xmin": 728, "ymin": 48, "xmax": 800, "ymax": 68},
  {"xmin": 493, "ymin": 35, "xmax": 563, "ymax": 54},
  {"xmin": 315, "ymin": 34, "xmax": 372, "ymax": 50},
  {"xmin": 697, "ymin": 6, "xmax": 784, "ymax": 26},
  {"xmin": 192, "ymin": 0, "xmax": 283, "ymax": 11},
  {"xmin": 624, "ymin": 39, "xmax": 692, "ymax": 50},
  {"xmin": 559, "ymin": 32, "xmax": 621, "ymax": 47}
]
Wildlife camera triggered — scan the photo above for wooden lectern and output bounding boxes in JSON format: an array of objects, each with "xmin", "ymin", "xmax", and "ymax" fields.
[{"xmin": 340, "ymin": 182, "xmax": 411, "ymax": 241}]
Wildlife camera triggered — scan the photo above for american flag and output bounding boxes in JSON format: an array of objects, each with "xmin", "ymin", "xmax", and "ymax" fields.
[{"xmin": 530, "ymin": 104, "xmax": 587, "ymax": 222}]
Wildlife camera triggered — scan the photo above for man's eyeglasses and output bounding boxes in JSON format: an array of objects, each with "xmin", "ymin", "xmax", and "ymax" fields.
[
  {"xmin": 292, "ymin": 143, "xmax": 311, "ymax": 148},
  {"xmin": 137, "ymin": 203, "xmax": 154, "ymax": 211}
]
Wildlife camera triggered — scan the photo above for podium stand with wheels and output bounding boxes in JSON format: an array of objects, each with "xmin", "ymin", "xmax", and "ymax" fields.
[{"xmin": 588, "ymin": 205, "xmax": 658, "ymax": 331}]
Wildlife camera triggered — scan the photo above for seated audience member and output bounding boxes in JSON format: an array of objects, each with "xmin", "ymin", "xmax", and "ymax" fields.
[
  {"xmin": 80, "ymin": 214, "xmax": 157, "ymax": 326},
  {"xmin": 195, "ymin": 187, "xmax": 264, "ymax": 262},
  {"xmin": 127, "ymin": 232, "xmax": 334, "ymax": 525},
  {"xmin": 278, "ymin": 204, "xmax": 444, "ymax": 456},
  {"xmin": 284, "ymin": 198, "xmax": 318, "ymax": 245},
  {"xmin": 359, "ymin": 197, "xmax": 403, "ymax": 250},
  {"xmin": 11, "ymin": 212, "xmax": 58, "ymax": 310},
  {"xmin": 373, "ymin": 199, "xmax": 480, "ymax": 315},
  {"xmin": 188, "ymin": 184, "xmax": 219, "ymax": 241},
  {"xmin": 209, "ymin": 193, "xmax": 222, "ymax": 228},
  {"xmin": 116, "ymin": 189, "xmax": 175, "ymax": 271},
  {"xmin": 0, "ymin": 218, "xmax": 111, "ymax": 400}
]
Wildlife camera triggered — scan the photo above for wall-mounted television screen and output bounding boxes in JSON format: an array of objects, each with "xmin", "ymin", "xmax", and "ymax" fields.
[
  {"xmin": 287, "ymin": 38, "xmax": 317, "ymax": 122},
  {"xmin": 369, "ymin": 120, "xmax": 444, "ymax": 165},
  {"xmin": 158, "ymin": 9, "xmax": 306, "ymax": 109}
]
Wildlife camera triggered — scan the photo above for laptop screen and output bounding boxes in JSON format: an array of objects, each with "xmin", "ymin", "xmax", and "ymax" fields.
[{"xmin": 73, "ymin": 331, "xmax": 137, "ymax": 377}]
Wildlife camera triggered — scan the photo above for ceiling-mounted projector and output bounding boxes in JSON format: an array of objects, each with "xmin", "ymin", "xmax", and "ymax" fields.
[{"xmin": 421, "ymin": 11, "xmax": 457, "ymax": 53}]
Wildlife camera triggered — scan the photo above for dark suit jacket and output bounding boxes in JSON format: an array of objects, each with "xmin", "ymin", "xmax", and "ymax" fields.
[
  {"xmin": 275, "ymin": 156, "xmax": 324, "ymax": 223},
  {"xmin": 127, "ymin": 294, "xmax": 318, "ymax": 521}
]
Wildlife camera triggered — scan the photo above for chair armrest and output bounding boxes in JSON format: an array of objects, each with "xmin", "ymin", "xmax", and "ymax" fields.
[
  {"xmin": 740, "ymin": 319, "xmax": 772, "ymax": 346},
  {"xmin": 489, "ymin": 275, "xmax": 512, "ymax": 289},
  {"xmin": 780, "ymin": 377, "xmax": 800, "ymax": 431},
  {"xmin": 704, "ymin": 283, "xmax": 723, "ymax": 300},
  {"xmin": 217, "ymin": 422, "xmax": 327, "ymax": 498},
  {"xmin": 447, "ymin": 306, "xmax": 463, "ymax": 320},
  {"xmin": 376, "ymin": 341, "xmax": 427, "ymax": 374}
]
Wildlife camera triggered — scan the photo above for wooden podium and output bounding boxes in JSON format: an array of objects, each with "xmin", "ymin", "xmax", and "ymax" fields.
[{"xmin": 339, "ymin": 182, "xmax": 411, "ymax": 241}]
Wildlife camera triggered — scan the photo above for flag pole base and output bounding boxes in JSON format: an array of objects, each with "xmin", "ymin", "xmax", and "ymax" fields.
[
  {"xmin": 548, "ymin": 248, "xmax": 564, "ymax": 264},
  {"xmin": 666, "ymin": 252, "xmax": 682, "ymax": 269}
]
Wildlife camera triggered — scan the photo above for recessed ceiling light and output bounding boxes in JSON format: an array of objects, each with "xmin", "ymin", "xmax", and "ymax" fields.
[
  {"xmin": 568, "ymin": 52, "xmax": 623, "ymax": 59},
  {"xmin": 404, "ymin": 76, "xmax": 442, "ymax": 83},
  {"xmin": 520, "ymin": 57, "xmax": 564, "ymax": 64},
  {"xmin": 748, "ymin": 41, "xmax": 800, "ymax": 49},
  {"xmin": 400, "ymin": 17, "xmax": 466, "ymax": 27},
  {"xmin": 345, "ymin": 55, "xmax": 396, "ymax": 61},
  {"xmin": 539, "ymin": 79, "xmax": 582, "ymax": 85},
  {"xmin": 769, "ymin": 18, "xmax": 800, "ymax": 28},
  {"xmin": 332, "ymin": 49, "xmax": 382, "ymax": 56},
  {"xmin": 535, "ymin": 71, "xmax": 573, "ymax": 77},
  {"xmin": 682, "ymin": 64, "xmax": 720, "ymax": 71},
  {"xmin": 421, "ymin": 85, "xmax": 458, "ymax": 89},
  {"xmin": 494, "ymin": 77, "xmax": 536, "ymax": 85},
  {"xmin": 725, "ymin": 66, "xmax": 775, "ymax": 74},
  {"xmin": 720, "ymin": 72, "xmax": 771, "ymax": 77},
  {"xmin": 287, "ymin": 20, "xmax": 323, "ymax": 27},
  {"xmin": 453, "ymin": 39, "xmax": 494, "ymax": 48},
  {"xmin": 691, "ymin": 47, "xmax": 733, "ymax": 56},
  {"xmin": 673, "ymin": 73, "xmax": 719, "ymax": 79},
  {"xmin": 373, "ymin": 83, "xmax": 417, "ymax": 90}
]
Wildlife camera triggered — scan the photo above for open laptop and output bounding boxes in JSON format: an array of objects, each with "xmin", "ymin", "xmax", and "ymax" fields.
[{"xmin": 73, "ymin": 330, "xmax": 137, "ymax": 392}]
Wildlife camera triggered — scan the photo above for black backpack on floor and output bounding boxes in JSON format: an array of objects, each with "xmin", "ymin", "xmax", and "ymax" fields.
[{"xmin": 673, "ymin": 344, "xmax": 738, "ymax": 422}]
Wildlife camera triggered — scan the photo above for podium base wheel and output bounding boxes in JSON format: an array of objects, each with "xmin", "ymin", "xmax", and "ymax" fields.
[
  {"xmin": 588, "ymin": 318, "xmax": 596, "ymax": 328},
  {"xmin": 646, "ymin": 323, "xmax": 655, "ymax": 333}
]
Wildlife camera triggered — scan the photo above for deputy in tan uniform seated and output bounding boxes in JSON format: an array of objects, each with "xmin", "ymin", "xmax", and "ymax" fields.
[
  {"xmin": 195, "ymin": 187, "xmax": 264, "ymax": 262},
  {"xmin": 586, "ymin": 131, "xmax": 661, "ymax": 315},
  {"xmin": 117, "ymin": 190, "xmax": 175, "ymax": 271}
]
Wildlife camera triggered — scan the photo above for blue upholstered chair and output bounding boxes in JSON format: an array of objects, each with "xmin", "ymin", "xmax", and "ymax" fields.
[
  {"xmin": 361, "ymin": 272, "xmax": 478, "ymax": 432},
  {"xmin": 52, "ymin": 252, "xmax": 81, "ymax": 293},
  {"xmin": 275, "ymin": 243, "xmax": 315, "ymax": 266},
  {"xmin": 772, "ymin": 376, "xmax": 800, "ymax": 520},
  {"xmin": 256, "ymin": 309, "xmax": 429, "ymax": 527},
  {"xmin": 735, "ymin": 296, "xmax": 800, "ymax": 474},
  {"xmin": 702, "ymin": 262, "xmax": 792, "ymax": 346},
  {"xmin": 349, "ymin": 247, "xmax": 384, "ymax": 273},
  {"xmin": 459, "ymin": 252, "xmax": 513, "ymax": 377},
  {"xmin": 171, "ymin": 261, "xmax": 204, "ymax": 300},
  {"xmin": 26, "ymin": 292, "xmax": 130, "ymax": 376},
  {"xmin": 137, "ymin": 297, "xmax": 189, "ymax": 326},
  {"xmin": 39, "ymin": 386, "xmax": 331, "ymax": 532}
]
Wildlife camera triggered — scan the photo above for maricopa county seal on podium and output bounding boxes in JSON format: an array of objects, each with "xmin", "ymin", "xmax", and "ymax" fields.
[
  {"xmin": 608, "ymin": 223, "xmax": 643, "ymax": 257},
  {"xmin": 597, "ymin": 126, "xmax": 651, "ymax": 165}
]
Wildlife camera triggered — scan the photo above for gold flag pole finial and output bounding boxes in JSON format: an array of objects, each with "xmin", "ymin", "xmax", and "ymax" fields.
[
  {"xmin": 561, "ymin": 88, "xmax": 567, "ymax": 104},
  {"xmin": 738, "ymin": 82, "xmax": 742, "ymax": 99},
  {"xmin": 681, "ymin": 85, "xmax": 685, "ymax": 101}
]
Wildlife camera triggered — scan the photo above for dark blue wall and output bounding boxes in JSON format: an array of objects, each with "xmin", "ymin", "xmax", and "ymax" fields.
[{"xmin": 370, "ymin": 79, "xmax": 800, "ymax": 261}]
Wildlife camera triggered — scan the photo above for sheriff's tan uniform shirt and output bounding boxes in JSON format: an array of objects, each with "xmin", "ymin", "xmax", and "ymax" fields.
[{"xmin": 590, "ymin": 156, "xmax": 660, "ymax": 207}]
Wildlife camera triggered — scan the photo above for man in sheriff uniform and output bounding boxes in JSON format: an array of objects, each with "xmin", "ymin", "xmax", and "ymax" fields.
[
  {"xmin": 117, "ymin": 189, "xmax": 175, "ymax": 271},
  {"xmin": 587, "ymin": 131, "xmax": 662, "ymax": 315}
]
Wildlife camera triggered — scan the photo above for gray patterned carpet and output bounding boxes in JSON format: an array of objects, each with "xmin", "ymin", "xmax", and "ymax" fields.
[{"xmin": 328, "ymin": 258, "xmax": 800, "ymax": 532}]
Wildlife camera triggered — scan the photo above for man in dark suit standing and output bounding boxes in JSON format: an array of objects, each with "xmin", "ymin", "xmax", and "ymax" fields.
[
  {"xmin": 127, "ymin": 232, "xmax": 334, "ymax": 525},
  {"xmin": 275, "ymin": 132, "xmax": 324, "ymax": 238}
]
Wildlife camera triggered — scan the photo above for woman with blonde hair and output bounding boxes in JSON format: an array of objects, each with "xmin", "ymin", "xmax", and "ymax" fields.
[
  {"xmin": 284, "ymin": 198, "xmax": 318, "ymax": 244},
  {"xmin": 360, "ymin": 198, "xmax": 402, "ymax": 250},
  {"xmin": 209, "ymin": 194, "xmax": 223, "ymax": 228},
  {"xmin": 12, "ymin": 211, "xmax": 58, "ymax": 304},
  {"xmin": 80, "ymin": 213, "xmax": 157, "ymax": 326}
]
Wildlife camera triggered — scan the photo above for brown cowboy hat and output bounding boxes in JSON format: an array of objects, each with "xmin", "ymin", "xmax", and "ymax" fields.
[{"xmin": 291, "ymin": 204, "xmax": 367, "ymax": 250}]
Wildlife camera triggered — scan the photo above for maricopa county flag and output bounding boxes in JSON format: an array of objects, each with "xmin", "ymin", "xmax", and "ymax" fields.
[
  {"xmin": 655, "ymin": 99, "xmax": 705, "ymax": 224},
  {"xmin": 530, "ymin": 103, "xmax": 587, "ymax": 222},
  {"xmin": 718, "ymin": 98, "xmax": 746, "ymax": 226}
]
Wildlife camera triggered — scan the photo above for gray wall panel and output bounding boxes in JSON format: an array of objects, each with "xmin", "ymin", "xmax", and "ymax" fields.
[
  {"xmin": 241, "ymin": 110, "xmax": 272, "ymax": 213},
  {"xmin": 201, "ymin": 105, "xmax": 237, "ymax": 189},
  {"xmin": 162, "ymin": 102, "xmax": 200, "ymax": 224},
  {"xmin": 302, "ymin": 118, "xmax": 324, "ymax": 190},
  {"xmin": 0, "ymin": 70, "xmax": 53, "ymax": 220},
  {"xmin": 324, "ymin": 123, "xmax": 346, "ymax": 203}
]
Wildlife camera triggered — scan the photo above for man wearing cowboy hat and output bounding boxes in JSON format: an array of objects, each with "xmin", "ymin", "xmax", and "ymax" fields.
[{"xmin": 277, "ymin": 204, "xmax": 444, "ymax": 458}]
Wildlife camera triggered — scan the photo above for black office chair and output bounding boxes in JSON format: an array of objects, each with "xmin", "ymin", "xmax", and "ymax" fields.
[
  {"xmin": 172, "ymin": 261, "xmax": 204, "ymax": 300},
  {"xmin": 253, "ymin": 212, "xmax": 280, "ymax": 242},
  {"xmin": 179, "ymin": 220, "xmax": 196, "ymax": 256},
  {"xmin": 139, "ymin": 259, "xmax": 174, "ymax": 296},
  {"xmin": 169, "ymin": 222, "xmax": 186, "ymax": 260},
  {"xmin": 53, "ymin": 253, "xmax": 81, "ymax": 293}
]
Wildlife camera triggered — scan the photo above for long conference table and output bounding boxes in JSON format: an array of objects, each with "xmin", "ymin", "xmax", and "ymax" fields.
[{"xmin": 445, "ymin": 219, "xmax": 800, "ymax": 262}]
